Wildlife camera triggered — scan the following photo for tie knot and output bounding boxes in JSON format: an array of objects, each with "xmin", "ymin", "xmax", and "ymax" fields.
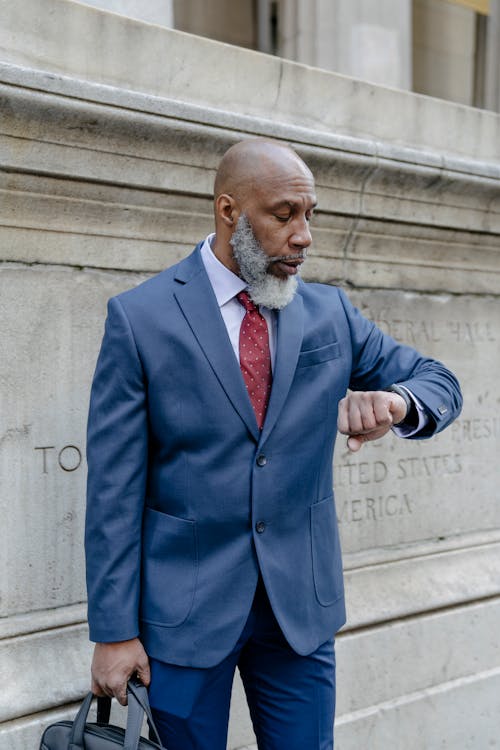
[{"xmin": 237, "ymin": 290, "xmax": 258, "ymax": 314}]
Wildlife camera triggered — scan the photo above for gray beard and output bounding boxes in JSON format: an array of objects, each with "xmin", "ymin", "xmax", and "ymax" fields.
[{"xmin": 229, "ymin": 215, "xmax": 299, "ymax": 310}]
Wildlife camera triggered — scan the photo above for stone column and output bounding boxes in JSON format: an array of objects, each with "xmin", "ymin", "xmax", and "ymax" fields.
[
  {"xmin": 279, "ymin": 0, "xmax": 412, "ymax": 90},
  {"xmin": 172, "ymin": 0, "xmax": 256, "ymax": 48},
  {"xmin": 413, "ymin": 0, "xmax": 477, "ymax": 105},
  {"xmin": 484, "ymin": 0, "xmax": 500, "ymax": 111},
  {"xmin": 76, "ymin": 0, "xmax": 173, "ymax": 26}
]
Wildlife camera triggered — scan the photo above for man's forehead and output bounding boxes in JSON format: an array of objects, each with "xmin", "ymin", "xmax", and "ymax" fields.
[
  {"xmin": 254, "ymin": 172, "xmax": 317, "ymax": 203},
  {"xmin": 268, "ymin": 196, "xmax": 318, "ymax": 210},
  {"xmin": 254, "ymin": 154, "xmax": 314, "ymax": 182},
  {"xmin": 249, "ymin": 164, "xmax": 316, "ymax": 200}
]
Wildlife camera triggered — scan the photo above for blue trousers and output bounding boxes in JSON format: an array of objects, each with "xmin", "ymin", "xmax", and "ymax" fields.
[{"xmin": 148, "ymin": 578, "xmax": 335, "ymax": 749}]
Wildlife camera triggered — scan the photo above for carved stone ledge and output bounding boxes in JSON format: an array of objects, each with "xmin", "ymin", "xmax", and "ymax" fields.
[{"xmin": 1, "ymin": 65, "xmax": 499, "ymax": 294}]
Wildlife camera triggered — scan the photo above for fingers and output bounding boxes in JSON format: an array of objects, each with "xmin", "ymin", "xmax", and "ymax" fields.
[
  {"xmin": 338, "ymin": 391, "xmax": 392, "ymax": 434},
  {"xmin": 91, "ymin": 676, "xmax": 107, "ymax": 697},
  {"xmin": 91, "ymin": 664, "xmax": 128, "ymax": 704},
  {"xmin": 373, "ymin": 393, "xmax": 394, "ymax": 426},
  {"xmin": 347, "ymin": 435, "xmax": 363, "ymax": 453},
  {"xmin": 90, "ymin": 639, "xmax": 150, "ymax": 705},
  {"xmin": 387, "ymin": 393, "xmax": 408, "ymax": 425},
  {"xmin": 347, "ymin": 431, "xmax": 384, "ymax": 453},
  {"xmin": 338, "ymin": 391, "xmax": 396, "ymax": 452},
  {"xmin": 136, "ymin": 655, "xmax": 151, "ymax": 688},
  {"xmin": 115, "ymin": 685, "xmax": 128, "ymax": 707}
]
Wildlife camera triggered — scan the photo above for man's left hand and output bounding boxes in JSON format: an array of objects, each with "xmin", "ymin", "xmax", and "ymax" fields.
[{"xmin": 338, "ymin": 391, "xmax": 407, "ymax": 452}]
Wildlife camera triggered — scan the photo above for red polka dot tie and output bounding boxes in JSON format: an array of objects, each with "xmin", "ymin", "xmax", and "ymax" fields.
[{"xmin": 237, "ymin": 291, "xmax": 272, "ymax": 430}]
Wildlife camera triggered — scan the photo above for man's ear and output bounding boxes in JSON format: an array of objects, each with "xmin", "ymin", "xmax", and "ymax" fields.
[{"xmin": 216, "ymin": 194, "xmax": 238, "ymax": 229}]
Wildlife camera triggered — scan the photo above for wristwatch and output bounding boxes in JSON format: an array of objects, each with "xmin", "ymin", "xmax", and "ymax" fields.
[{"xmin": 385, "ymin": 384, "xmax": 412, "ymax": 424}]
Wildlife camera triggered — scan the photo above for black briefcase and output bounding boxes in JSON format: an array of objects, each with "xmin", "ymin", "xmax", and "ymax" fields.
[{"xmin": 39, "ymin": 680, "xmax": 166, "ymax": 749}]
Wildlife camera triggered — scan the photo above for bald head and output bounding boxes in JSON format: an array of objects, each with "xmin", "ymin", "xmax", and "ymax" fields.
[
  {"xmin": 214, "ymin": 139, "xmax": 312, "ymax": 202},
  {"xmin": 212, "ymin": 138, "xmax": 316, "ymax": 277}
]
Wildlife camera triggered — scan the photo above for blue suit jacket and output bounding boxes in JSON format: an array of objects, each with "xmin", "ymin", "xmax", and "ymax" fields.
[{"xmin": 85, "ymin": 245, "xmax": 462, "ymax": 667}]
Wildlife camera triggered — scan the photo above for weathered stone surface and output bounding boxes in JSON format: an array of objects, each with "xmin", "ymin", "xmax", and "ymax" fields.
[
  {"xmin": 0, "ymin": 694, "xmax": 146, "ymax": 750},
  {"xmin": 1, "ymin": 0, "xmax": 500, "ymax": 161},
  {"xmin": 336, "ymin": 290, "xmax": 500, "ymax": 555},
  {"xmin": 0, "ymin": 267, "xmax": 146, "ymax": 617},
  {"xmin": 336, "ymin": 598, "xmax": 500, "ymax": 715},
  {"xmin": 1, "ymin": 66, "xmax": 499, "ymax": 296},
  {"xmin": 334, "ymin": 599, "xmax": 500, "ymax": 746},
  {"xmin": 335, "ymin": 669, "xmax": 500, "ymax": 750},
  {"xmin": 0, "ymin": 3, "xmax": 499, "ymax": 749},
  {"xmin": 0, "ymin": 704, "xmax": 87, "ymax": 750},
  {"xmin": 0, "ymin": 624, "xmax": 91, "ymax": 722}
]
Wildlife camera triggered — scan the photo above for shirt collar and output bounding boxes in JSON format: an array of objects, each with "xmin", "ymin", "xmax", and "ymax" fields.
[{"xmin": 200, "ymin": 233, "xmax": 246, "ymax": 307}]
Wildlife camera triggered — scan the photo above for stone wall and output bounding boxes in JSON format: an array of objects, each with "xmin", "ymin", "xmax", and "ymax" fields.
[{"xmin": 1, "ymin": 2, "xmax": 499, "ymax": 748}]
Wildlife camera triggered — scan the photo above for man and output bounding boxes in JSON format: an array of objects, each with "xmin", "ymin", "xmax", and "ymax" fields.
[{"xmin": 85, "ymin": 139, "xmax": 462, "ymax": 749}]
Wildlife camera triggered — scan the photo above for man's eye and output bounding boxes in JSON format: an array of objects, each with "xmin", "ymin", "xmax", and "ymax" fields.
[{"xmin": 275, "ymin": 215, "xmax": 290, "ymax": 222}]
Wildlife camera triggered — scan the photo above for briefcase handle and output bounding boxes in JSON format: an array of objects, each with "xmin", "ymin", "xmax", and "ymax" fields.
[{"xmin": 68, "ymin": 678, "xmax": 165, "ymax": 749}]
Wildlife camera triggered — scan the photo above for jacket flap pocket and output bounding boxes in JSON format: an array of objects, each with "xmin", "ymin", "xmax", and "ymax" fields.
[
  {"xmin": 297, "ymin": 341, "xmax": 340, "ymax": 368},
  {"xmin": 310, "ymin": 495, "xmax": 344, "ymax": 607},
  {"xmin": 141, "ymin": 507, "xmax": 198, "ymax": 627}
]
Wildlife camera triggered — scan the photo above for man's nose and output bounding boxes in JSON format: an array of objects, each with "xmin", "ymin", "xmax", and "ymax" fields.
[{"xmin": 290, "ymin": 218, "xmax": 312, "ymax": 250}]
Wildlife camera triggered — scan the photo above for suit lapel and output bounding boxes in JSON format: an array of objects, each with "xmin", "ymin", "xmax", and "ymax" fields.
[
  {"xmin": 173, "ymin": 248, "xmax": 260, "ymax": 442},
  {"xmin": 260, "ymin": 291, "xmax": 304, "ymax": 443}
]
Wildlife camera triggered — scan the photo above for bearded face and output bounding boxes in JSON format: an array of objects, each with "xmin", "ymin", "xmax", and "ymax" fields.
[{"xmin": 229, "ymin": 215, "xmax": 306, "ymax": 310}]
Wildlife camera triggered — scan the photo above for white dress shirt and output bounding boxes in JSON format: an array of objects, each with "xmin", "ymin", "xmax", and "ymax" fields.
[{"xmin": 199, "ymin": 234, "xmax": 426, "ymax": 435}]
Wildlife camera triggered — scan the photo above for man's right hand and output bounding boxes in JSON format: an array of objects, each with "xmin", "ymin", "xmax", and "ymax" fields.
[{"xmin": 91, "ymin": 637, "xmax": 151, "ymax": 705}]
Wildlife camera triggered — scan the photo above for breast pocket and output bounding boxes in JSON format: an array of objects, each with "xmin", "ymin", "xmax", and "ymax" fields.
[
  {"xmin": 297, "ymin": 341, "xmax": 340, "ymax": 368},
  {"xmin": 141, "ymin": 507, "xmax": 198, "ymax": 627}
]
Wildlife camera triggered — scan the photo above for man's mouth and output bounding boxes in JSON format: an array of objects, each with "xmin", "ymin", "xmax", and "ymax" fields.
[{"xmin": 268, "ymin": 254, "xmax": 305, "ymax": 276}]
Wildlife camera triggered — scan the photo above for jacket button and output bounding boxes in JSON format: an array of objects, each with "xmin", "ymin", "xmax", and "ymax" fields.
[
  {"xmin": 256, "ymin": 454, "xmax": 267, "ymax": 466},
  {"xmin": 255, "ymin": 521, "xmax": 266, "ymax": 534}
]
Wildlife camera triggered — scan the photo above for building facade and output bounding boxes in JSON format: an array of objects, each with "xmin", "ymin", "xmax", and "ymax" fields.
[
  {"xmin": 0, "ymin": 1, "xmax": 499, "ymax": 748},
  {"xmin": 83, "ymin": 0, "xmax": 500, "ymax": 110}
]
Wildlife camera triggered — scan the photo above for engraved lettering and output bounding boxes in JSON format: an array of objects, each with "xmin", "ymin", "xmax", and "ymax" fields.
[
  {"xmin": 443, "ymin": 453, "xmax": 462, "ymax": 473},
  {"xmin": 447, "ymin": 320, "xmax": 496, "ymax": 343},
  {"xmin": 366, "ymin": 307, "xmax": 495, "ymax": 345},
  {"xmin": 391, "ymin": 319, "xmax": 403, "ymax": 341},
  {"xmin": 366, "ymin": 497, "xmax": 376, "ymax": 520},
  {"xmin": 337, "ymin": 500, "xmax": 350, "ymax": 524},
  {"xmin": 451, "ymin": 417, "xmax": 500, "ymax": 442},
  {"xmin": 358, "ymin": 462, "xmax": 370, "ymax": 484},
  {"xmin": 58, "ymin": 445, "xmax": 82, "ymax": 472},
  {"xmin": 385, "ymin": 495, "xmax": 398, "ymax": 516},
  {"xmin": 371, "ymin": 312, "xmax": 442, "ymax": 345},
  {"xmin": 396, "ymin": 453, "xmax": 462, "ymax": 479},
  {"xmin": 402, "ymin": 494, "xmax": 413, "ymax": 514},
  {"xmin": 351, "ymin": 499, "xmax": 363, "ymax": 522},
  {"xmin": 35, "ymin": 444, "xmax": 83, "ymax": 473},
  {"xmin": 447, "ymin": 321, "xmax": 460, "ymax": 342},
  {"xmin": 34, "ymin": 446, "xmax": 55, "ymax": 474},
  {"xmin": 374, "ymin": 460, "xmax": 388, "ymax": 482},
  {"xmin": 337, "ymin": 493, "xmax": 413, "ymax": 523},
  {"xmin": 335, "ymin": 460, "xmax": 388, "ymax": 487},
  {"xmin": 422, "ymin": 321, "xmax": 440, "ymax": 343}
]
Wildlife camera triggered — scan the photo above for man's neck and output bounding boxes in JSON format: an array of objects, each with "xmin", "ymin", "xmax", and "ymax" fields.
[{"xmin": 212, "ymin": 233, "xmax": 240, "ymax": 275}]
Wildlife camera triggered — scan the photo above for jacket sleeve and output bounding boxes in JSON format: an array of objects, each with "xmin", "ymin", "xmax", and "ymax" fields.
[
  {"xmin": 338, "ymin": 288, "xmax": 463, "ymax": 437},
  {"xmin": 85, "ymin": 296, "xmax": 148, "ymax": 642}
]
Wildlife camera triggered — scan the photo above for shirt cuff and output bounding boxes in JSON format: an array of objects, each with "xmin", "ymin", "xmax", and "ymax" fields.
[{"xmin": 392, "ymin": 386, "xmax": 429, "ymax": 437}]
